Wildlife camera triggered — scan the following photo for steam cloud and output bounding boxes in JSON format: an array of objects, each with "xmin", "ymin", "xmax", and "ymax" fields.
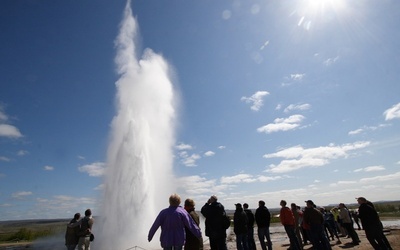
[{"xmin": 95, "ymin": 1, "xmax": 177, "ymax": 249}]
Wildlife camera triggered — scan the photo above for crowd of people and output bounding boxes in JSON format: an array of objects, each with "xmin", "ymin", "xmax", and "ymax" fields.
[
  {"xmin": 148, "ymin": 194, "xmax": 393, "ymax": 250},
  {"xmin": 65, "ymin": 208, "xmax": 94, "ymax": 250}
]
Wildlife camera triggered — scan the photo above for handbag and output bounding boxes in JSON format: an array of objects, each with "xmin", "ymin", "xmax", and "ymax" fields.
[{"xmin": 90, "ymin": 233, "xmax": 95, "ymax": 242}]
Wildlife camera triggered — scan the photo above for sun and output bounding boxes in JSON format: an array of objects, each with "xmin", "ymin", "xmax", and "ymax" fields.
[
  {"xmin": 305, "ymin": 0, "xmax": 347, "ymax": 13},
  {"xmin": 295, "ymin": 0, "xmax": 348, "ymax": 30}
]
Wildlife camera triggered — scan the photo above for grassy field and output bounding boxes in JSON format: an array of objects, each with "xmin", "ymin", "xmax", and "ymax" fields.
[{"xmin": 0, "ymin": 219, "xmax": 68, "ymax": 244}]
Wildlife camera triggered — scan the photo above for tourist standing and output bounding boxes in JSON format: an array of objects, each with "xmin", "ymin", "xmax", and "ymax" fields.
[
  {"xmin": 233, "ymin": 203, "xmax": 249, "ymax": 250},
  {"xmin": 303, "ymin": 200, "xmax": 331, "ymax": 250},
  {"xmin": 201, "ymin": 195, "xmax": 228, "ymax": 250},
  {"xmin": 338, "ymin": 203, "xmax": 360, "ymax": 245},
  {"xmin": 280, "ymin": 200, "xmax": 301, "ymax": 250},
  {"xmin": 77, "ymin": 209, "xmax": 94, "ymax": 250},
  {"xmin": 148, "ymin": 194, "xmax": 202, "ymax": 250},
  {"xmin": 290, "ymin": 203, "xmax": 304, "ymax": 248},
  {"xmin": 357, "ymin": 197, "xmax": 392, "ymax": 250},
  {"xmin": 65, "ymin": 213, "xmax": 81, "ymax": 250},
  {"xmin": 243, "ymin": 203, "xmax": 256, "ymax": 250},
  {"xmin": 184, "ymin": 198, "xmax": 203, "ymax": 250},
  {"xmin": 255, "ymin": 200, "xmax": 272, "ymax": 250}
]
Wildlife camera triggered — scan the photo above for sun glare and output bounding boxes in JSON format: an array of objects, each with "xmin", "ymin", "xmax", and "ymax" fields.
[
  {"xmin": 306, "ymin": 0, "xmax": 347, "ymax": 12},
  {"xmin": 296, "ymin": 0, "xmax": 348, "ymax": 30}
]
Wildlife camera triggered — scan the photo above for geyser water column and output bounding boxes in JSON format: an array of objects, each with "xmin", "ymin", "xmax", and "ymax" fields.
[{"xmin": 96, "ymin": 1, "xmax": 177, "ymax": 249}]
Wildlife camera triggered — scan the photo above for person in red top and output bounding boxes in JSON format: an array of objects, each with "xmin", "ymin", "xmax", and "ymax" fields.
[{"xmin": 280, "ymin": 200, "xmax": 301, "ymax": 250}]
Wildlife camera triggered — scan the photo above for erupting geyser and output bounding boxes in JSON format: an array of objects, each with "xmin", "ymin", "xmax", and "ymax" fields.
[{"xmin": 95, "ymin": 1, "xmax": 177, "ymax": 249}]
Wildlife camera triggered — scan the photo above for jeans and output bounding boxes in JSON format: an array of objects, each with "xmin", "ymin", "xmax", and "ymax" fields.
[
  {"xmin": 284, "ymin": 225, "xmax": 301, "ymax": 250},
  {"xmin": 342, "ymin": 223, "xmax": 359, "ymax": 244},
  {"xmin": 309, "ymin": 224, "xmax": 331, "ymax": 250},
  {"xmin": 235, "ymin": 233, "xmax": 249, "ymax": 250},
  {"xmin": 257, "ymin": 227, "xmax": 272, "ymax": 250},
  {"xmin": 247, "ymin": 227, "xmax": 257, "ymax": 250}
]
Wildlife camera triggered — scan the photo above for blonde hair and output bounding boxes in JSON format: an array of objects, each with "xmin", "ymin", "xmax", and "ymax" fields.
[{"xmin": 169, "ymin": 194, "xmax": 181, "ymax": 206}]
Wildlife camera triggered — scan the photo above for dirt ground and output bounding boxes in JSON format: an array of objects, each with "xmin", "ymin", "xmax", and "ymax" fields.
[
  {"xmin": 212, "ymin": 228, "xmax": 399, "ymax": 250},
  {"xmin": 0, "ymin": 227, "xmax": 398, "ymax": 249}
]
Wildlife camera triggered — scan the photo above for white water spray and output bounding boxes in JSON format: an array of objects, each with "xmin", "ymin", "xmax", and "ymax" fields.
[{"xmin": 96, "ymin": 1, "xmax": 177, "ymax": 249}]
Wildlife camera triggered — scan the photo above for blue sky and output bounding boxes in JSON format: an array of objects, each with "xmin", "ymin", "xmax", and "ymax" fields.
[{"xmin": 1, "ymin": 0, "xmax": 400, "ymax": 221}]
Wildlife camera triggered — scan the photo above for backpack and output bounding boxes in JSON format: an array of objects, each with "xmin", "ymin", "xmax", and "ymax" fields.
[{"xmin": 223, "ymin": 213, "xmax": 231, "ymax": 229}]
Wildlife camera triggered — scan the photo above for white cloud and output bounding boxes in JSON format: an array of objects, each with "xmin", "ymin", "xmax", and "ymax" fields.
[
  {"xmin": 181, "ymin": 153, "xmax": 201, "ymax": 167},
  {"xmin": 204, "ymin": 151, "xmax": 215, "ymax": 157},
  {"xmin": 218, "ymin": 146, "xmax": 226, "ymax": 150},
  {"xmin": 0, "ymin": 156, "xmax": 10, "ymax": 162},
  {"xmin": 348, "ymin": 124, "xmax": 389, "ymax": 135},
  {"xmin": 281, "ymin": 74, "xmax": 306, "ymax": 87},
  {"xmin": 257, "ymin": 114, "xmax": 305, "ymax": 133},
  {"xmin": 364, "ymin": 165, "xmax": 385, "ymax": 172},
  {"xmin": 241, "ymin": 91, "xmax": 270, "ymax": 111},
  {"xmin": 290, "ymin": 74, "xmax": 305, "ymax": 81},
  {"xmin": 359, "ymin": 171, "xmax": 400, "ymax": 183},
  {"xmin": 176, "ymin": 143, "xmax": 193, "ymax": 151},
  {"xmin": 220, "ymin": 173, "xmax": 283, "ymax": 184},
  {"xmin": 353, "ymin": 165, "xmax": 385, "ymax": 172},
  {"xmin": 0, "ymin": 108, "xmax": 8, "ymax": 122},
  {"xmin": 284, "ymin": 103, "xmax": 311, "ymax": 113},
  {"xmin": 348, "ymin": 129, "xmax": 363, "ymax": 135},
  {"xmin": 17, "ymin": 150, "xmax": 29, "ymax": 156},
  {"xmin": 94, "ymin": 184, "xmax": 104, "ymax": 190},
  {"xmin": 0, "ymin": 108, "xmax": 23, "ymax": 139},
  {"xmin": 78, "ymin": 155, "xmax": 85, "ymax": 160},
  {"xmin": 43, "ymin": 165, "xmax": 54, "ymax": 171},
  {"xmin": 0, "ymin": 124, "xmax": 23, "ymax": 138},
  {"xmin": 329, "ymin": 180, "xmax": 358, "ymax": 187},
  {"xmin": 178, "ymin": 151, "xmax": 201, "ymax": 167},
  {"xmin": 323, "ymin": 56, "xmax": 339, "ymax": 66},
  {"xmin": 12, "ymin": 191, "xmax": 33, "ymax": 199},
  {"xmin": 177, "ymin": 175, "xmax": 227, "ymax": 196},
  {"xmin": 33, "ymin": 195, "xmax": 98, "ymax": 218},
  {"xmin": 220, "ymin": 174, "xmax": 256, "ymax": 184},
  {"xmin": 78, "ymin": 162, "xmax": 105, "ymax": 177},
  {"xmin": 384, "ymin": 103, "xmax": 400, "ymax": 121},
  {"xmin": 264, "ymin": 141, "xmax": 370, "ymax": 173}
]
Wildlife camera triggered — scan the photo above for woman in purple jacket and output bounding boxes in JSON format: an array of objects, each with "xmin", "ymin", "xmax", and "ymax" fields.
[{"xmin": 148, "ymin": 194, "xmax": 202, "ymax": 250}]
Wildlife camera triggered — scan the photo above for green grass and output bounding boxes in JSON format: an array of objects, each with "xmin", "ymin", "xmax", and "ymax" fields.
[{"xmin": 0, "ymin": 219, "xmax": 67, "ymax": 243}]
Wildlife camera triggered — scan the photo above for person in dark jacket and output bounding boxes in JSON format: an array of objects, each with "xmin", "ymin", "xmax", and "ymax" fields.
[
  {"xmin": 357, "ymin": 197, "xmax": 393, "ymax": 250},
  {"xmin": 201, "ymin": 195, "xmax": 228, "ymax": 250},
  {"xmin": 234, "ymin": 203, "xmax": 249, "ymax": 250},
  {"xmin": 65, "ymin": 213, "xmax": 81, "ymax": 250},
  {"xmin": 243, "ymin": 203, "xmax": 256, "ymax": 250},
  {"xmin": 255, "ymin": 200, "xmax": 272, "ymax": 250},
  {"xmin": 77, "ymin": 209, "xmax": 94, "ymax": 250},
  {"xmin": 184, "ymin": 198, "xmax": 203, "ymax": 250},
  {"xmin": 303, "ymin": 200, "xmax": 331, "ymax": 250}
]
